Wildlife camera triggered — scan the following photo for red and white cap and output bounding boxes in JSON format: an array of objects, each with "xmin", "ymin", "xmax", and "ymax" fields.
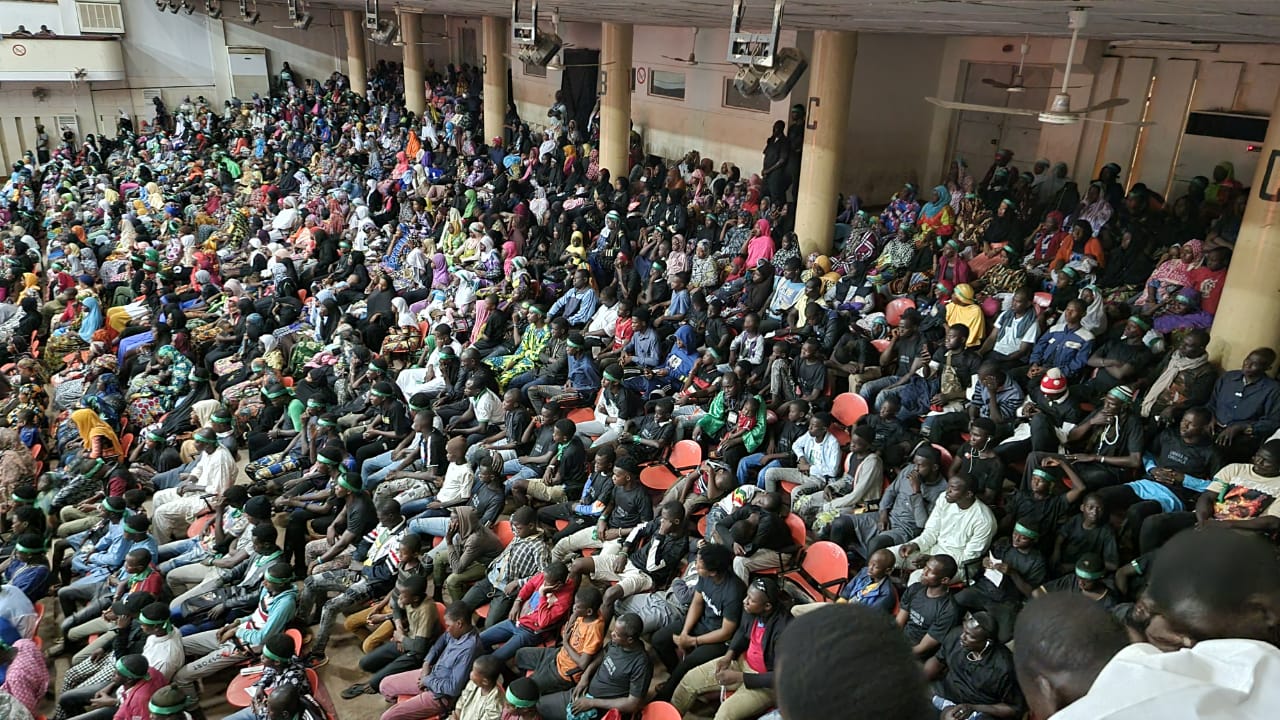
[{"xmin": 1040, "ymin": 368, "xmax": 1068, "ymax": 395}]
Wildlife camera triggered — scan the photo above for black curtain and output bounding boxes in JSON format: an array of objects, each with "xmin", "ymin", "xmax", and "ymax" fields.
[{"xmin": 559, "ymin": 49, "xmax": 599, "ymax": 135}]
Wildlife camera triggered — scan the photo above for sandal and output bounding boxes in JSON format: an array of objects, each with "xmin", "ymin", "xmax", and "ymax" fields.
[{"xmin": 341, "ymin": 683, "xmax": 370, "ymax": 700}]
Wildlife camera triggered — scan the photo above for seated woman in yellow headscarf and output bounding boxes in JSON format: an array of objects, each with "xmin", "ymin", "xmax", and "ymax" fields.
[{"xmin": 46, "ymin": 407, "xmax": 124, "ymax": 512}]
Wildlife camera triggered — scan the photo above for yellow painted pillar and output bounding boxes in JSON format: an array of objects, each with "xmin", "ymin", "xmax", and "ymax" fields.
[
  {"xmin": 600, "ymin": 23, "xmax": 633, "ymax": 179},
  {"xmin": 794, "ymin": 30, "xmax": 857, "ymax": 258},
  {"xmin": 400, "ymin": 11, "xmax": 426, "ymax": 117},
  {"xmin": 343, "ymin": 11, "xmax": 367, "ymax": 97},
  {"xmin": 482, "ymin": 16, "xmax": 509, "ymax": 145},
  {"xmin": 1209, "ymin": 87, "xmax": 1280, "ymax": 369}
]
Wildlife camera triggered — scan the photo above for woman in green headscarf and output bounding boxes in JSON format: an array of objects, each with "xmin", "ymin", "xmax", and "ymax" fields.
[{"xmin": 462, "ymin": 187, "xmax": 480, "ymax": 220}]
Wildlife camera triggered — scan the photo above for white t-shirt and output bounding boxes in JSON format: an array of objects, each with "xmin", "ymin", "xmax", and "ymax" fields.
[
  {"xmin": 993, "ymin": 309, "xmax": 1041, "ymax": 356},
  {"xmin": 471, "ymin": 389, "xmax": 505, "ymax": 426},
  {"xmin": 1053, "ymin": 639, "xmax": 1280, "ymax": 720},
  {"xmin": 438, "ymin": 462, "xmax": 474, "ymax": 505}
]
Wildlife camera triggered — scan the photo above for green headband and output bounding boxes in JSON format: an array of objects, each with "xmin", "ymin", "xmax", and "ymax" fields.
[
  {"xmin": 337, "ymin": 473, "xmax": 362, "ymax": 492},
  {"xmin": 138, "ymin": 612, "xmax": 170, "ymax": 627},
  {"xmin": 1013, "ymin": 523, "xmax": 1040, "ymax": 539},
  {"xmin": 11, "ymin": 493, "xmax": 33, "ymax": 505},
  {"xmin": 318, "ymin": 418, "xmax": 338, "ymax": 428},
  {"xmin": 1032, "ymin": 469, "xmax": 1056, "ymax": 483},
  {"xmin": 1075, "ymin": 566, "xmax": 1106, "ymax": 580},
  {"xmin": 505, "ymin": 687, "xmax": 537, "ymax": 709},
  {"xmin": 146, "ymin": 430, "xmax": 165, "ymax": 442},
  {"xmin": 102, "ymin": 498, "xmax": 125, "ymax": 512},
  {"xmin": 116, "ymin": 657, "xmax": 148, "ymax": 680},
  {"xmin": 317, "ymin": 452, "xmax": 340, "ymax": 466},
  {"xmin": 306, "ymin": 399, "xmax": 327, "ymax": 409},
  {"xmin": 408, "ymin": 402, "xmax": 427, "ymax": 412},
  {"xmin": 567, "ymin": 337, "xmax": 585, "ymax": 349},
  {"xmin": 211, "ymin": 413, "xmax": 232, "ymax": 423},
  {"xmin": 262, "ymin": 644, "xmax": 291, "ymax": 663},
  {"xmin": 1107, "ymin": 386, "xmax": 1135, "ymax": 404},
  {"xmin": 603, "ymin": 369, "xmax": 621, "ymax": 382},
  {"xmin": 265, "ymin": 571, "xmax": 293, "ymax": 584},
  {"xmin": 1128, "ymin": 315, "xmax": 1152, "ymax": 331},
  {"xmin": 148, "ymin": 700, "xmax": 187, "ymax": 716},
  {"xmin": 193, "ymin": 431, "xmax": 216, "ymax": 444},
  {"xmin": 528, "ymin": 305, "xmax": 546, "ymax": 316},
  {"xmin": 15, "ymin": 540, "xmax": 45, "ymax": 554},
  {"xmin": 706, "ymin": 347, "xmax": 722, "ymax": 360}
]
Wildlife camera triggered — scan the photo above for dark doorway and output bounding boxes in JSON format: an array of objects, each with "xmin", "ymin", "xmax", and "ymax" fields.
[{"xmin": 559, "ymin": 48, "xmax": 599, "ymax": 136}]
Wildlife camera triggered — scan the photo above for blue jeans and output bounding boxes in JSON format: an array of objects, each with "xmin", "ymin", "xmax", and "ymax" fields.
[
  {"xmin": 400, "ymin": 497, "xmax": 436, "ymax": 518},
  {"xmin": 737, "ymin": 453, "xmax": 781, "ymax": 488},
  {"xmin": 362, "ymin": 449, "xmax": 398, "ymax": 490},
  {"xmin": 408, "ymin": 515, "xmax": 450, "ymax": 538},
  {"xmin": 152, "ymin": 460, "xmax": 197, "ymax": 491},
  {"xmin": 478, "ymin": 619, "xmax": 543, "ymax": 662},
  {"xmin": 223, "ymin": 707, "xmax": 256, "ymax": 720},
  {"xmin": 158, "ymin": 538, "xmax": 206, "ymax": 573}
]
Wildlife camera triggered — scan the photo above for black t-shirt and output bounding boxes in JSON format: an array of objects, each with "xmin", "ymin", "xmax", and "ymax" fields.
[
  {"xmin": 936, "ymin": 627, "xmax": 1023, "ymax": 711},
  {"xmin": 558, "ymin": 438, "xmax": 589, "ymax": 500},
  {"xmin": 420, "ymin": 430, "xmax": 448, "ymax": 476},
  {"xmin": 957, "ymin": 451, "xmax": 1005, "ymax": 501},
  {"xmin": 899, "ymin": 584, "xmax": 958, "ymax": 646},
  {"xmin": 1094, "ymin": 338, "xmax": 1153, "ymax": 388},
  {"xmin": 1005, "ymin": 490, "xmax": 1073, "ymax": 538},
  {"xmin": 1041, "ymin": 575, "xmax": 1120, "ymax": 610},
  {"xmin": 894, "ymin": 333, "xmax": 928, "ymax": 376},
  {"xmin": 692, "ymin": 574, "xmax": 747, "ymax": 636},
  {"xmin": 375, "ymin": 399, "xmax": 411, "ymax": 437},
  {"xmin": 1152, "ymin": 429, "xmax": 1221, "ymax": 480},
  {"xmin": 589, "ymin": 642, "xmax": 652, "ymax": 700},
  {"xmin": 344, "ymin": 493, "xmax": 378, "ymax": 538},
  {"xmin": 607, "ymin": 483, "xmax": 654, "ymax": 530},
  {"xmin": 792, "ymin": 358, "xmax": 827, "ymax": 397},
  {"xmin": 631, "ymin": 416, "xmax": 676, "ymax": 463},
  {"xmin": 528, "ymin": 424, "xmax": 557, "ymax": 468},
  {"xmin": 972, "ymin": 538, "xmax": 1046, "ymax": 604},
  {"xmin": 1057, "ymin": 515, "xmax": 1119, "ymax": 572},
  {"xmin": 471, "ymin": 484, "xmax": 505, "ymax": 527},
  {"xmin": 1080, "ymin": 410, "xmax": 1144, "ymax": 458},
  {"xmin": 505, "ymin": 409, "xmax": 532, "ymax": 451},
  {"xmin": 774, "ymin": 420, "xmax": 806, "ymax": 467}
]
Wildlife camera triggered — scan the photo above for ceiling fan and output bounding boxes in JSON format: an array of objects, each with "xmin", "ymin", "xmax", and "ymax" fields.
[
  {"xmin": 982, "ymin": 35, "xmax": 1084, "ymax": 93},
  {"xmin": 927, "ymin": 9, "xmax": 1152, "ymax": 127},
  {"xmin": 661, "ymin": 29, "xmax": 733, "ymax": 67}
]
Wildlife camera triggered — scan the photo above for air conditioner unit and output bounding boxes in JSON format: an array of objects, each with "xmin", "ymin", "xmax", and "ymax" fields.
[{"xmin": 76, "ymin": 2, "xmax": 126, "ymax": 33}]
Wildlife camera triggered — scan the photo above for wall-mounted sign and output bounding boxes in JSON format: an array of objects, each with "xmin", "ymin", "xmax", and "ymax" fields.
[{"xmin": 12, "ymin": 44, "xmax": 27, "ymax": 57}]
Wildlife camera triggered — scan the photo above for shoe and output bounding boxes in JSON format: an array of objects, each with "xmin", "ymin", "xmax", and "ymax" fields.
[
  {"xmin": 45, "ymin": 640, "xmax": 66, "ymax": 657},
  {"xmin": 303, "ymin": 652, "xmax": 329, "ymax": 669},
  {"xmin": 341, "ymin": 683, "xmax": 370, "ymax": 700}
]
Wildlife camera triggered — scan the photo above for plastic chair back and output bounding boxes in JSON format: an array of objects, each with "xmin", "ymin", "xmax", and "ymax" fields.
[
  {"xmin": 668, "ymin": 440, "xmax": 703, "ymax": 472},
  {"xmin": 831, "ymin": 393, "xmax": 869, "ymax": 428},
  {"xmin": 885, "ymin": 297, "xmax": 917, "ymax": 327},
  {"xmin": 932, "ymin": 443, "xmax": 953, "ymax": 469},
  {"xmin": 640, "ymin": 701, "xmax": 683, "ymax": 720},
  {"xmin": 784, "ymin": 513, "xmax": 806, "ymax": 548},
  {"xmin": 495, "ymin": 520, "xmax": 515, "ymax": 547}
]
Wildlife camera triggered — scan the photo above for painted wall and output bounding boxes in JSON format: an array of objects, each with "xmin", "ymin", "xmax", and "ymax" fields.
[{"xmin": 509, "ymin": 22, "xmax": 792, "ymax": 177}]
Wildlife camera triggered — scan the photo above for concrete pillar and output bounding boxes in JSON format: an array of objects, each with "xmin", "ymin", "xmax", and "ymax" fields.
[
  {"xmin": 793, "ymin": 31, "xmax": 857, "ymax": 258},
  {"xmin": 1208, "ymin": 87, "xmax": 1280, "ymax": 369},
  {"xmin": 400, "ymin": 11, "xmax": 426, "ymax": 117},
  {"xmin": 599, "ymin": 23, "xmax": 633, "ymax": 179},
  {"xmin": 482, "ymin": 16, "xmax": 509, "ymax": 146},
  {"xmin": 343, "ymin": 11, "xmax": 367, "ymax": 97}
]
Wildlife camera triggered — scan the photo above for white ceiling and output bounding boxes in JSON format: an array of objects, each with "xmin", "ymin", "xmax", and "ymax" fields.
[{"xmin": 322, "ymin": 0, "xmax": 1280, "ymax": 43}]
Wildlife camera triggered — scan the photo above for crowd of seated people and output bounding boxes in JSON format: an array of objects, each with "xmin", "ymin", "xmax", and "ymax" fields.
[{"xmin": 0, "ymin": 55, "xmax": 1275, "ymax": 720}]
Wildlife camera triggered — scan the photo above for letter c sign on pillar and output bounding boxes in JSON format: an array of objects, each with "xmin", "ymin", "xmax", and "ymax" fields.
[{"xmin": 806, "ymin": 96, "xmax": 820, "ymax": 130}]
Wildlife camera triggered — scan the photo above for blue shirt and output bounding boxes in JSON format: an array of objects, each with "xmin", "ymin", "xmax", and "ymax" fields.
[
  {"xmin": 1211, "ymin": 370, "xmax": 1280, "ymax": 436},
  {"xmin": 839, "ymin": 567, "xmax": 896, "ymax": 612},
  {"xmin": 4, "ymin": 561, "xmax": 50, "ymax": 602},
  {"xmin": 567, "ymin": 353, "xmax": 601, "ymax": 394},
  {"xmin": 624, "ymin": 329, "xmax": 661, "ymax": 368},
  {"xmin": 424, "ymin": 629, "xmax": 481, "ymax": 700},
  {"xmin": 550, "ymin": 287, "xmax": 599, "ymax": 327},
  {"xmin": 667, "ymin": 289, "xmax": 691, "ymax": 319},
  {"xmin": 1029, "ymin": 325, "xmax": 1095, "ymax": 380}
]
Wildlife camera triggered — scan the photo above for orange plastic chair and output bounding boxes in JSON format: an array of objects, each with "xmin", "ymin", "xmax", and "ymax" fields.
[
  {"xmin": 495, "ymin": 520, "xmax": 515, "ymax": 547},
  {"xmin": 781, "ymin": 540, "xmax": 851, "ymax": 603},
  {"xmin": 639, "ymin": 439, "xmax": 702, "ymax": 491},
  {"xmin": 870, "ymin": 338, "xmax": 891, "ymax": 353},
  {"xmin": 187, "ymin": 513, "xmax": 215, "ymax": 539},
  {"xmin": 282, "ymin": 376, "xmax": 295, "ymax": 388},
  {"xmin": 119, "ymin": 433, "xmax": 135, "ymax": 456},
  {"xmin": 1033, "ymin": 292, "xmax": 1052, "ymax": 313},
  {"xmin": 297, "ymin": 289, "xmax": 309, "ymax": 304},
  {"xmin": 641, "ymin": 702, "xmax": 683, "ymax": 720},
  {"xmin": 932, "ymin": 443, "xmax": 953, "ymax": 469},
  {"xmin": 227, "ymin": 629, "xmax": 305, "ymax": 706},
  {"xmin": 885, "ymin": 297, "xmax": 917, "ymax": 327},
  {"xmin": 29, "ymin": 443, "xmax": 41, "ymax": 460},
  {"xmin": 566, "ymin": 406, "xmax": 595, "ymax": 424},
  {"xmin": 831, "ymin": 393, "xmax": 870, "ymax": 429}
]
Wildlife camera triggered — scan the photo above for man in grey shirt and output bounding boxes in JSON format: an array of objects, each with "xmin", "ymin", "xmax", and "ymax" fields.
[{"xmin": 828, "ymin": 444, "xmax": 948, "ymax": 560}]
